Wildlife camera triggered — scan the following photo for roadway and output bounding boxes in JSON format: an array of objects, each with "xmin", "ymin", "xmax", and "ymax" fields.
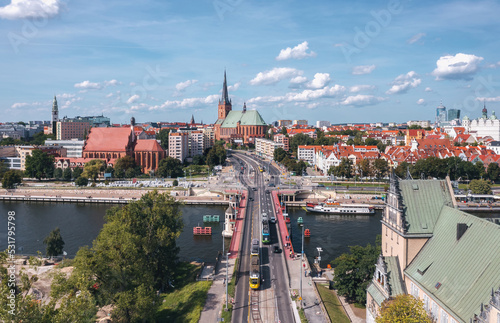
[{"xmin": 230, "ymin": 151, "xmax": 294, "ymax": 323}]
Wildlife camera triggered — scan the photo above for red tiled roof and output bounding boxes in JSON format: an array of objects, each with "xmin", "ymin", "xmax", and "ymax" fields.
[
  {"xmin": 84, "ymin": 128, "xmax": 132, "ymax": 152},
  {"xmin": 135, "ymin": 139, "xmax": 164, "ymax": 152}
]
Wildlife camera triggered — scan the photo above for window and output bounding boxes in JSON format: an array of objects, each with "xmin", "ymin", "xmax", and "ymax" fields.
[
  {"xmin": 441, "ymin": 311, "xmax": 448, "ymax": 323},
  {"xmin": 431, "ymin": 301, "xmax": 439, "ymax": 320},
  {"xmin": 397, "ymin": 235, "xmax": 399, "ymax": 244},
  {"xmin": 497, "ymin": 313, "xmax": 500, "ymax": 323},
  {"xmin": 422, "ymin": 294, "xmax": 429, "ymax": 311},
  {"xmin": 385, "ymin": 243, "xmax": 387, "ymax": 253}
]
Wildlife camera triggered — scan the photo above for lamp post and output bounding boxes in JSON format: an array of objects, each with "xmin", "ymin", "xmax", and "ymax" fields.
[
  {"xmin": 317, "ymin": 247, "xmax": 323, "ymax": 271},
  {"xmin": 300, "ymin": 223, "xmax": 304, "ymax": 306},
  {"xmin": 226, "ymin": 252, "xmax": 231, "ymax": 311}
]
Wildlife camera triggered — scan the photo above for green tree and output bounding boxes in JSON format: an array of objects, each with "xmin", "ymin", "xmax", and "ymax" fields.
[
  {"xmin": 53, "ymin": 168, "xmax": 63, "ymax": 179},
  {"xmin": 31, "ymin": 131, "xmax": 49, "ymax": 145},
  {"xmin": 192, "ymin": 154, "xmax": 206, "ymax": 165},
  {"xmin": 63, "ymin": 168, "xmax": 73, "ymax": 181},
  {"xmin": 487, "ymin": 163, "xmax": 500, "ymax": 182},
  {"xmin": 2, "ymin": 170, "xmax": 22, "ymax": 189},
  {"xmin": 394, "ymin": 162, "xmax": 411, "ymax": 179},
  {"xmin": 273, "ymin": 147, "xmax": 288, "ymax": 163},
  {"xmin": 158, "ymin": 157, "xmax": 184, "ymax": 178},
  {"xmin": 68, "ymin": 191, "xmax": 183, "ymax": 320},
  {"xmin": 75, "ymin": 176, "xmax": 89, "ymax": 187},
  {"xmin": 156, "ymin": 129, "xmax": 170, "ymax": 150},
  {"xmin": 373, "ymin": 159, "xmax": 389, "ymax": 179},
  {"xmin": 73, "ymin": 166, "xmax": 83, "ymax": 179},
  {"xmin": 172, "ymin": 179, "xmax": 179, "ymax": 186},
  {"xmin": 43, "ymin": 227, "xmax": 65, "ymax": 258},
  {"xmin": 25, "ymin": 150, "xmax": 55, "ymax": 180},
  {"xmin": 331, "ymin": 238, "xmax": 380, "ymax": 304},
  {"xmin": 206, "ymin": 143, "xmax": 226, "ymax": 169},
  {"xmin": 469, "ymin": 179, "xmax": 492, "ymax": 194},
  {"xmin": 358, "ymin": 159, "xmax": 372, "ymax": 178},
  {"xmin": 289, "ymin": 133, "xmax": 314, "ymax": 154},
  {"xmin": 105, "ymin": 166, "xmax": 114, "ymax": 177},
  {"xmin": 114, "ymin": 155, "xmax": 138, "ymax": 178},
  {"xmin": 82, "ymin": 159, "xmax": 105, "ymax": 182},
  {"xmin": 125, "ymin": 168, "xmax": 136, "ymax": 179},
  {"xmin": 475, "ymin": 161, "xmax": 486, "ymax": 179},
  {"xmin": 281, "ymin": 126, "xmax": 287, "ymax": 135},
  {"xmin": 376, "ymin": 294, "xmax": 433, "ymax": 323},
  {"xmin": 0, "ymin": 160, "xmax": 8, "ymax": 180},
  {"xmin": 337, "ymin": 158, "xmax": 354, "ymax": 179}
]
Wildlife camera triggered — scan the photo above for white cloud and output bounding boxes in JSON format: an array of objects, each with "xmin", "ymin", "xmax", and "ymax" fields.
[
  {"xmin": 407, "ymin": 33, "xmax": 426, "ymax": 44},
  {"xmin": 306, "ymin": 73, "xmax": 331, "ymax": 89},
  {"xmin": 105, "ymin": 93, "xmax": 114, "ymax": 98},
  {"xmin": 149, "ymin": 94, "xmax": 220, "ymax": 111},
  {"xmin": 11, "ymin": 102, "xmax": 29, "ymax": 109},
  {"xmin": 432, "ymin": 53, "xmax": 484, "ymax": 80},
  {"xmin": 417, "ymin": 98, "xmax": 426, "ymax": 105},
  {"xmin": 104, "ymin": 79, "xmax": 120, "ymax": 87},
  {"xmin": 276, "ymin": 41, "xmax": 316, "ymax": 61},
  {"xmin": 0, "ymin": 0, "xmax": 60, "ymax": 20},
  {"xmin": 249, "ymin": 85, "xmax": 345, "ymax": 104},
  {"xmin": 476, "ymin": 96, "xmax": 500, "ymax": 102},
  {"xmin": 56, "ymin": 93, "xmax": 75, "ymax": 99},
  {"xmin": 127, "ymin": 94, "xmax": 140, "ymax": 104},
  {"xmin": 290, "ymin": 76, "xmax": 307, "ymax": 84},
  {"xmin": 386, "ymin": 71, "xmax": 421, "ymax": 94},
  {"xmin": 74, "ymin": 81, "xmax": 102, "ymax": 90},
  {"xmin": 129, "ymin": 82, "xmax": 137, "ymax": 87},
  {"xmin": 227, "ymin": 82, "xmax": 241, "ymax": 91},
  {"xmin": 486, "ymin": 61, "xmax": 500, "ymax": 68},
  {"xmin": 425, "ymin": 87, "xmax": 433, "ymax": 92},
  {"xmin": 349, "ymin": 85, "xmax": 376, "ymax": 93},
  {"xmin": 352, "ymin": 65, "xmax": 376, "ymax": 75},
  {"xmin": 175, "ymin": 79, "xmax": 198, "ymax": 92},
  {"xmin": 341, "ymin": 95, "xmax": 386, "ymax": 106},
  {"xmin": 249, "ymin": 67, "xmax": 303, "ymax": 85},
  {"xmin": 61, "ymin": 97, "xmax": 82, "ymax": 109}
]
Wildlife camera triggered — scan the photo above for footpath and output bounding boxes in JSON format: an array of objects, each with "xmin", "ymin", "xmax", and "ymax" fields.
[{"xmin": 272, "ymin": 191, "xmax": 330, "ymax": 323}]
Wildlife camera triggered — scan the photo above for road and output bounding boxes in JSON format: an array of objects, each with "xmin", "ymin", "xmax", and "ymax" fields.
[{"xmin": 230, "ymin": 151, "xmax": 294, "ymax": 323}]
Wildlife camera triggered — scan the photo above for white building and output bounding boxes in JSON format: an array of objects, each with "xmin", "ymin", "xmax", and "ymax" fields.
[
  {"xmin": 297, "ymin": 145, "xmax": 317, "ymax": 164},
  {"xmin": 316, "ymin": 120, "xmax": 331, "ymax": 128},
  {"xmin": 45, "ymin": 139, "xmax": 85, "ymax": 158},
  {"xmin": 463, "ymin": 106, "xmax": 500, "ymax": 141},
  {"xmin": 407, "ymin": 120, "xmax": 431, "ymax": 128},
  {"xmin": 255, "ymin": 138, "xmax": 284, "ymax": 159},
  {"xmin": 188, "ymin": 130, "xmax": 204, "ymax": 157},
  {"xmin": 168, "ymin": 132, "xmax": 189, "ymax": 162},
  {"xmin": 293, "ymin": 120, "xmax": 308, "ymax": 126}
]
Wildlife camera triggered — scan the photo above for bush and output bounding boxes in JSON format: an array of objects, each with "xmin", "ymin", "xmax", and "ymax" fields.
[
  {"xmin": 173, "ymin": 179, "xmax": 179, "ymax": 187},
  {"xmin": 75, "ymin": 176, "xmax": 89, "ymax": 187}
]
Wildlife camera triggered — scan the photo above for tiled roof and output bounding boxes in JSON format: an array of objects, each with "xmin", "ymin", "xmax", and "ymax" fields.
[
  {"xmin": 220, "ymin": 110, "xmax": 267, "ymax": 128},
  {"xmin": 399, "ymin": 179, "xmax": 453, "ymax": 235},
  {"xmin": 84, "ymin": 127, "xmax": 132, "ymax": 152},
  {"xmin": 135, "ymin": 139, "xmax": 164, "ymax": 152},
  {"xmin": 405, "ymin": 206, "xmax": 500, "ymax": 321}
]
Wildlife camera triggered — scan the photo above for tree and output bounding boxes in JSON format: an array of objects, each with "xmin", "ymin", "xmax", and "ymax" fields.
[
  {"xmin": 192, "ymin": 154, "xmax": 205, "ymax": 165},
  {"xmin": 75, "ymin": 176, "xmax": 88, "ymax": 187},
  {"xmin": 53, "ymin": 168, "xmax": 63, "ymax": 179},
  {"xmin": 469, "ymin": 179, "xmax": 492, "ymax": 194},
  {"xmin": 376, "ymin": 294, "xmax": 433, "ymax": 323},
  {"xmin": 373, "ymin": 159, "xmax": 389, "ymax": 179},
  {"xmin": 289, "ymin": 133, "xmax": 314, "ymax": 154},
  {"xmin": 331, "ymin": 238, "xmax": 381, "ymax": 304},
  {"xmin": 68, "ymin": 191, "xmax": 183, "ymax": 321},
  {"xmin": 105, "ymin": 166, "xmax": 114, "ymax": 177},
  {"xmin": 358, "ymin": 159, "xmax": 372, "ymax": 178},
  {"xmin": 25, "ymin": 150, "xmax": 55, "ymax": 180},
  {"xmin": 114, "ymin": 155, "xmax": 139, "ymax": 178},
  {"xmin": 172, "ymin": 179, "xmax": 179, "ymax": 186},
  {"xmin": 281, "ymin": 126, "xmax": 287, "ymax": 135},
  {"xmin": 82, "ymin": 159, "xmax": 105, "ymax": 182},
  {"xmin": 156, "ymin": 129, "xmax": 170, "ymax": 150},
  {"xmin": 205, "ymin": 143, "xmax": 226, "ymax": 169},
  {"xmin": 63, "ymin": 168, "xmax": 73, "ymax": 181},
  {"xmin": 0, "ymin": 160, "xmax": 8, "ymax": 180},
  {"xmin": 487, "ymin": 163, "xmax": 500, "ymax": 182},
  {"xmin": 158, "ymin": 157, "xmax": 184, "ymax": 178},
  {"xmin": 2, "ymin": 170, "xmax": 22, "ymax": 189},
  {"xmin": 73, "ymin": 166, "xmax": 83, "ymax": 179},
  {"xmin": 394, "ymin": 162, "xmax": 411, "ymax": 179},
  {"xmin": 335, "ymin": 158, "xmax": 353, "ymax": 179},
  {"xmin": 273, "ymin": 147, "xmax": 288, "ymax": 163},
  {"xmin": 125, "ymin": 168, "xmax": 136, "ymax": 179},
  {"xmin": 43, "ymin": 227, "xmax": 65, "ymax": 258}
]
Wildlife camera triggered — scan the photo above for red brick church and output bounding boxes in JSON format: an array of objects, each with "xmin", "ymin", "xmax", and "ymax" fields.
[{"xmin": 214, "ymin": 71, "xmax": 267, "ymax": 144}]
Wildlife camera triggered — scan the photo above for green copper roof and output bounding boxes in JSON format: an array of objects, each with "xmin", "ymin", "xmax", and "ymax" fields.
[
  {"xmin": 367, "ymin": 283, "xmax": 386, "ymax": 306},
  {"xmin": 399, "ymin": 180, "xmax": 453, "ymax": 235},
  {"xmin": 405, "ymin": 206, "xmax": 500, "ymax": 322},
  {"xmin": 385, "ymin": 256, "xmax": 405, "ymax": 297},
  {"xmin": 220, "ymin": 110, "xmax": 267, "ymax": 128}
]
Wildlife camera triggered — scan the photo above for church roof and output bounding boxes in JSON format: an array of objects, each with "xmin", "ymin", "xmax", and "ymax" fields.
[
  {"xmin": 135, "ymin": 139, "xmax": 164, "ymax": 152},
  {"xmin": 84, "ymin": 127, "xmax": 132, "ymax": 152},
  {"xmin": 220, "ymin": 110, "xmax": 267, "ymax": 128},
  {"xmin": 405, "ymin": 206, "xmax": 500, "ymax": 321}
]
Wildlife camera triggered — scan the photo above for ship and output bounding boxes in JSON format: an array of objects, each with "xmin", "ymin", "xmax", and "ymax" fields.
[{"xmin": 306, "ymin": 199, "xmax": 374, "ymax": 215}]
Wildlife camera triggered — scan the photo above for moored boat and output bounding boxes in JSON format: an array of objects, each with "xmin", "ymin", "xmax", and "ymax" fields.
[{"xmin": 306, "ymin": 199, "xmax": 374, "ymax": 214}]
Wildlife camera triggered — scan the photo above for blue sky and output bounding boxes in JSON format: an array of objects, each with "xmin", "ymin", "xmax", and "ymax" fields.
[{"xmin": 1, "ymin": 0, "xmax": 500, "ymax": 125}]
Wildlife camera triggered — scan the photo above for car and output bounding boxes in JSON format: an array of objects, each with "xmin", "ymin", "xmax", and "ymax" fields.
[
  {"xmin": 249, "ymin": 197, "xmax": 254, "ymax": 201},
  {"xmin": 252, "ymin": 187, "xmax": 257, "ymax": 191},
  {"xmin": 266, "ymin": 190, "xmax": 270, "ymax": 194},
  {"xmin": 268, "ymin": 183, "xmax": 275, "ymax": 187},
  {"xmin": 273, "ymin": 246, "xmax": 282, "ymax": 253}
]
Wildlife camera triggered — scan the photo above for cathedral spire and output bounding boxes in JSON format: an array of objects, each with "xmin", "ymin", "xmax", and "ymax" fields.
[
  {"xmin": 221, "ymin": 69, "xmax": 230, "ymax": 104},
  {"xmin": 190, "ymin": 114, "xmax": 195, "ymax": 124},
  {"xmin": 52, "ymin": 95, "xmax": 58, "ymax": 112}
]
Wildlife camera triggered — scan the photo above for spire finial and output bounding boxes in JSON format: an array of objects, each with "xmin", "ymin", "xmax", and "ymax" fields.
[{"xmin": 222, "ymin": 69, "xmax": 230, "ymax": 104}]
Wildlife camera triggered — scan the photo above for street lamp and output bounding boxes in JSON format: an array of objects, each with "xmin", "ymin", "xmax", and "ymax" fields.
[
  {"xmin": 225, "ymin": 252, "xmax": 231, "ymax": 311},
  {"xmin": 317, "ymin": 247, "xmax": 323, "ymax": 270},
  {"xmin": 300, "ymin": 223, "xmax": 304, "ymax": 306}
]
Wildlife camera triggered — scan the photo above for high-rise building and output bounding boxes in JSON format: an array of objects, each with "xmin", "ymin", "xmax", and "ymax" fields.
[
  {"xmin": 447, "ymin": 109, "xmax": 461, "ymax": 121},
  {"xmin": 52, "ymin": 96, "xmax": 59, "ymax": 135},
  {"xmin": 293, "ymin": 120, "xmax": 308, "ymax": 126},
  {"xmin": 56, "ymin": 120, "xmax": 91, "ymax": 140},
  {"xmin": 316, "ymin": 120, "xmax": 330, "ymax": 128},
  {"xmin": 435, "ymin": 102, "xmax": 447, "ymax": 125},
  {"xmin": 168, "ymin": 132, "xmax": 189, "ymax": 162}
]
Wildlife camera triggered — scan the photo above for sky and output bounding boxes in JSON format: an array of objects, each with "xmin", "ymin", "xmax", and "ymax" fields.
[{"xmin": 1, "ymin": 0, "xmax": 500, "ymax": 125}]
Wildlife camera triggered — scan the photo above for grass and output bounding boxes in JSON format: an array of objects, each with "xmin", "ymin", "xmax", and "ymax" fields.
[
  {"xmin": 315, "ymin": 283, "xmax": 350, "ymax": 323},
  {"xmin": 298, "ymin": 307, "xmax": 307, "ymax": 322},
  {"xmin": 220, "ymin": 258, "xmax": 238, "ymax": 322},
  {"xmin": 156, "ymin": 262, "xmax": 212, "ymax": 323},
  {"xmin": 354, "ymin": 302, "xmax": 366, "ymax": 309}
]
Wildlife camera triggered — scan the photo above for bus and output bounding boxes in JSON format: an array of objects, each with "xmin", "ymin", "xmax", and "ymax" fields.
[
  {"xmin": 262, "ymin": 220, "xmax": 270, "ymax": 244},
  {"xmin": 249, "ymin": 255, "xmax": 260, "ymax": 289}
]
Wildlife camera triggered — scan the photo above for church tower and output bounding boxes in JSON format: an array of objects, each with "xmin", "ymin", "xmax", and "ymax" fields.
[
  {"xmin": 218, "ymin": 70, "xmax": 232, "ymax": 120},
  {"xmin": 52, "ymin": 96, "xmax": 59, "ymax": 135}
]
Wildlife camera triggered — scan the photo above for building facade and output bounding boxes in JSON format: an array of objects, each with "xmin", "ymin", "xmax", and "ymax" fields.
[
  {"xmin": 52, "ymin": 96, "xmax": 59, "ymax": 135},
  {"xmin": 273, "ymin": 134, "xmax": 289, "ymax": 151},
  {"xmin": 463, "ymin": 105, "xmax": 500, "ymax": 141},
  {"xmin": 56, "ymin": 121, "xmax": 91, "ymax": 140},
  {"xmin": 168, "ymin": 132, "xmax": 189, "ymax": 162},
  {"xmin": 255, "ymin": 138, "xmax": 284, "ymax": 159},
  {"xmin": 45, "ymin": 139, "xmax": 85, "ymax": 158}
]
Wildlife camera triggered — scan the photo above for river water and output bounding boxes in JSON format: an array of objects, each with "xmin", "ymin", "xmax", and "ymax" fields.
[{"xmin": 1, "ymin": 202, "xmax": 497, "ymax": 266}]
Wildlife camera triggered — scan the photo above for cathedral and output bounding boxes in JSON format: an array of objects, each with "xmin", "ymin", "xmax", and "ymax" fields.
[{"xmin": 214, "ymin": 71, "xmax": 267, "ymax": 144}]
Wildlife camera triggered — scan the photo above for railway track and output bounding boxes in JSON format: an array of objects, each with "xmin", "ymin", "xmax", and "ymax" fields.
[{"xmin": 250, "ymin": 290, "xmax": 262, "ymax": 323}]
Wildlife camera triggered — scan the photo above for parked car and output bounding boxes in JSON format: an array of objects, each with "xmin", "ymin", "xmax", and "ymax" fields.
[{"xmin": 274, "ymin": 246, "xmax": 282, "ymax": 253}]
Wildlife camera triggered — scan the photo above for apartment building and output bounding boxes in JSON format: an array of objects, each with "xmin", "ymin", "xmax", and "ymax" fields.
[
  {"xmin": 168, "ymin": 132, "xmax": 189, "ymax": 162},
  {"xmin": 255, "ymin": 138, "xmax": 284, "ymax": 159},
  {"xmin": 56, "ymin": 120, "xmax": 91, "ymax": 140},
  {"xmin": 273, "ymin": 134, "xmax": 289, "ymax": 151}
]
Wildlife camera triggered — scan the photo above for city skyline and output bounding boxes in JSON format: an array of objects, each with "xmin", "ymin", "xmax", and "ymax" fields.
[{"xmin": 2, "ymin": 0, "xmax": 500, "ymax": 124}]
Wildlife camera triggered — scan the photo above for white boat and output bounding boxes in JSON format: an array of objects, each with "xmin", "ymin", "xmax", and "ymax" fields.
[{"xmin": 306, "ymin": 199, "xmax": 374, "ymax": 214}]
